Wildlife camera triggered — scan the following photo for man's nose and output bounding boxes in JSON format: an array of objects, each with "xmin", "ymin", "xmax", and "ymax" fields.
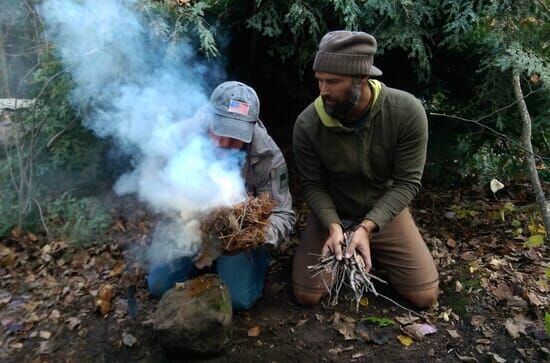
[{"xmin": 319, "ymin": 83, "xmax": 330, "ymax": 97}]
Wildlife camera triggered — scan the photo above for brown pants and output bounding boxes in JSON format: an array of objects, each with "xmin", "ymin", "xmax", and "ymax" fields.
[{"xmin": 292, "ymin": 208, "xmax": 439, "ymax": 295}]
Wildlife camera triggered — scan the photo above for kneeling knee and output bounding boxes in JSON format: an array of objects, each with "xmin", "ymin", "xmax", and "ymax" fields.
[
  {"xmin": 293, "ymin": 287, "xmax": 323, "ymax": 306},
  {"xmin": 401, "ymin": 287, "xmax": 439, "ymax": 308}
]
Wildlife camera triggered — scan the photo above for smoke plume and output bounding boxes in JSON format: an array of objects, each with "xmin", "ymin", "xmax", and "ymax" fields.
[{"xmin": 40, "ymin": 0, "xmax": 246, "ymax": 264}]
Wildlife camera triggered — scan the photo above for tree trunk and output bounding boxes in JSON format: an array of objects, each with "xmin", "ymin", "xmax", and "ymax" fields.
[
  {"xmin": 512, "ymin": 74, "xmax": 550, "ymax": 241},
  {"xmin": 0, "ymin": 30, "xmax": 11, "ymax": 98}
]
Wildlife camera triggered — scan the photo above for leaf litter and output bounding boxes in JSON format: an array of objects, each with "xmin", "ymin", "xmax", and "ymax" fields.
[{"xmin": 1, "ymin": 186, "xmax": 549, "ymax": 361}]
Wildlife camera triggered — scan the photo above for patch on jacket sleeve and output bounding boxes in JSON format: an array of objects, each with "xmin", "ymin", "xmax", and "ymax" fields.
[{"xmin": 274, "ymin": 164, "xmax": 289, "ymax": 193}]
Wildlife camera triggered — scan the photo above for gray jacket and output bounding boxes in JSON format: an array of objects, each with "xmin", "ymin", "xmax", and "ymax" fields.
[{"xmin": 244, "ymin": 121, "xmax": 295, "ymax": 245}]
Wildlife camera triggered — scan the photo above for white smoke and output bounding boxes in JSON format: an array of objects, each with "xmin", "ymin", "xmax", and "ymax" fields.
[{"xmin": 40, "ymin": 0, "xmax": 247, "ymax": 265}]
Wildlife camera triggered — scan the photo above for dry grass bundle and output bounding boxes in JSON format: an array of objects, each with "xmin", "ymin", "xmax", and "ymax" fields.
[{"xmin": 200, "ymin": 193, "xmax": 274, "ymax": 254}]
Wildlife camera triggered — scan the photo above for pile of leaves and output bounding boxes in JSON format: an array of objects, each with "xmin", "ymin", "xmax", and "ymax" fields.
[{"xmin": 199, "ymin": 194, "xmax": 274, "ymax": 254}]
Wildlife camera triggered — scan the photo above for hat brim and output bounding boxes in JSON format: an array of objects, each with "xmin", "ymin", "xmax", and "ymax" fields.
[
  {"xmin": 369, "ymin": 65, "xmax": 382, "ymax": 77},
  {"xmin": 211, "ymin": 113, "xmax": 255, "ymax": 143}
]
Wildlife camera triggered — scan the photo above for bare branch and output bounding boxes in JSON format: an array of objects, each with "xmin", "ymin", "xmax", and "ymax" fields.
[
  {"xmin": 31, "ymin": 197, "xmax": 52, "ymax": 242},
  {"xmin": 430, "ymin": 88, "xmax": 549, "ymax": 161}
]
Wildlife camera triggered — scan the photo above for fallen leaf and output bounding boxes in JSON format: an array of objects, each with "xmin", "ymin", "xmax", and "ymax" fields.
[
  {"xmin": 359, "ymin": 297, "xmax": 369, "ymax": 307},
  {"xmin": 445, "ymin": 211, "xmax": 456, "ymax": 219},
  {"xmin": 49, "ymin": 309, "xmax": 60, "ymax": 321},
  {"xmin": 28, "ymin": 233, "xmax": 38, "ymax": 242},
  {"xmin": 487, "ymin": 352, "xmax": 506, "ymax": 363},
  {"xmin": 446, "ymin": 238, "xmax": 457, "ymax": 248},
  {"xmin": 11, "ymin": 227, "xmax": 21, "ymax": 239},
  {"xmin": 248, "ymin": 326, "xmax": 261, "ymax": 337},
  {"xmin": 0, "ymin": 244, "xmax": 17, "ymax": 268},
  {"xmin": 505, "ymin": 316, "xmax": 529, "ymax": 338},
  {"xmin": 471, "ymin": 315, "xmax": 485, "ymax": 329},
  {"xmin": 455, "ymin": 350, "xmax": 479, "ymax": 362},
  {"xmin": 328, "ymin": 345, "xmax": 353, "ymax": 355},
  {"xmin": 39, "ymin": 331, "xmax": 51, "ymax": 339},
  {"xmin": 395, "ymin": 315, "xmax": 420, "ymax": 325},
  {"xmin": 295, "ymin": 319, "xmax": 308, "ymax": 327},
  {"xmin": 489, "ymin": 282, "xmax": 513, "ymax": 300},
  {"xmin": 455, "ymin": 280, "xmax": 463, "ymax": 293},
  {"xmin": 96, "ymin": 284, "xmax": 114, "ymax": 315},
  {"xmin": 66, "ymin": 317, "xmax": 81, "ymax": 331},
  {"xmin": 38, "ymin": 341, "xmax": 52, "ymax": 354},
  {"xmin": 402, "ymin": 323, "xmax": 437, "ymax": 340},
  {"xmin": 475, "ymin": 338, "xmax": 491, "ymax": 345},
  {"xmin": 397, "ymin": 335, "xmax": 413, "ymax": 347},
  {"xmin": 482, "ymin": 325, "xmax": 495, "ymax": 338},
  {"xmin": 525, "ymin": 235, "xmax": 544, "ymax": 248},
  {"xmin": 526, "ymin": 292, "xmax": 544, "ymax": 306},
  {"xmin": 352, "ymin": 352, "xmax": 367, "ymax": 359},
  {"xmin": 447, "ymin": 329, "xmax": 461, "ymax": 339},
  {"xmin": 460, "ymin": 251, "xmax": 478, "ymax": 261},
  {"xmin": 489, "ymin": 179, "xmax": 504, "ymax": 193},
  {"xmin": 122, "ymin": 332, "xmax": 137, "ymax": 347},
  {"xmin": 109, "ymin": 260, "xmax": 125, "ymax": 277},
  {"xmin": 332, "ymin": 312, "xmax": 357, "ymax": 340},
  {"xmin": 78, "ymin": 327, "xmax": 89, "ymax": 338},
  {"xmin": 354, "ymin": 321, "xmax": 370, "ymax": 342}
]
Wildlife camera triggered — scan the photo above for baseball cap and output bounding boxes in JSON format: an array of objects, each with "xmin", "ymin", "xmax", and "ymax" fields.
[{"xmin": 209, "ymin": 81, "xmax": 259, "ymax": 143}]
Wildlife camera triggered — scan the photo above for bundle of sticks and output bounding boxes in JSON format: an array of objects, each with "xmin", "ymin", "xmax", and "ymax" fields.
[
  {"xmin": 308, "ymin": 231, "xmax": 388, "ymax": 311},
  {"xmin": 200, "ymin": 193, "xmax": 274, "ymax": 254}
]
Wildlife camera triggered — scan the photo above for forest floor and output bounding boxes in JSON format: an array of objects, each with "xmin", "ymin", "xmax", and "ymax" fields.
[{"xmin": 1, "ymin": 184, "xmax": 549, "ymax": 362}]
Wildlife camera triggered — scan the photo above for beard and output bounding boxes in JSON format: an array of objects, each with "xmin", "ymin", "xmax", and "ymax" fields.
[{"xmin": 323, "ymin": 83, "xmax": 362, "ymax": 119}]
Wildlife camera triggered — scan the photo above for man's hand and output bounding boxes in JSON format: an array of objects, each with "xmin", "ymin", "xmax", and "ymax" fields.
[
  {"xmin": 345, "ymin": 220, "xmax": 377, "ymax": 272},
  {"xmin": 264, "ymin": 226, "xmax": 277, "ymax": 246},
  {"xmin": 322, "ymin": 223, "xmax": 345, "ymax": 260}
]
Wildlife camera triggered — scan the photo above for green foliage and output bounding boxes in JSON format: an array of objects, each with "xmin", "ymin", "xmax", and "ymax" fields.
[
  {"xmin": 0, "ymin": 160, "xmax": 18, "ymax": 236},
  {"xmin": 460, "ymin": 144, "xmax": 531, "ymax": 184},
  {"xmin": 361, "ymin": 316, "xmax": 395, "ymax": 327},
  {"xmin": 138, "ymin": 0, "xmax": 220, "ymax": 57},
  {"xmin": 524, "ymin": 234, "xmax": 544, "ymax": 248},
  {"xmin": 546, "ymin": 312, "xmax": 550, "ymax": 337},
  {"xmin": 45, "ymin": 193, "xmax": 111, "ymax": 247}
]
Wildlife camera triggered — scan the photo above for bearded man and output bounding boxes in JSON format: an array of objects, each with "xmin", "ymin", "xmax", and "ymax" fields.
[{"xmin": 292, "ymin": 31, "xmax": 439, "ymax": 308}]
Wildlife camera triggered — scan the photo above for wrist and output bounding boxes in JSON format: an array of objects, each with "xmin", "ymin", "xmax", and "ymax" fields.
[
  {"xmin": 328, "ymin": 222, "xmax": 343, "ymax": 235},
  {"xmin": 358, "ymin": 219, "xmax": 377, "ymax": 234}
]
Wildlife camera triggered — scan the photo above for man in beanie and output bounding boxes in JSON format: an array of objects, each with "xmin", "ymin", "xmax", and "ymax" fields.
[
  {"xmin": 148, "ymin": 81, "xmax": 296, "ymax": 311},
  {"xmin": 292, "ymin": 31, "xmax": 438, "ymax": 308}
]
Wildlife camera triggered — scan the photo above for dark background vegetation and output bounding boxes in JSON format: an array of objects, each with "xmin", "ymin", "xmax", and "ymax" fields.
[{"xmin": 0, "ymin": 0, "xmax": 548, "ymax": 241}]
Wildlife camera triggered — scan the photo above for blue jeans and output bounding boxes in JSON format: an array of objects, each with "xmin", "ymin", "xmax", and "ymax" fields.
[{"xmin": 147, "ymin": 247, "xmax": 270, "ymax": 311}]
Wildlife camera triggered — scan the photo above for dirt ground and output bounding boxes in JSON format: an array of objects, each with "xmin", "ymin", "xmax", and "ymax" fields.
[{"xmin": 1, "ymin": 185, "xmax": 549, "ymax": 362}]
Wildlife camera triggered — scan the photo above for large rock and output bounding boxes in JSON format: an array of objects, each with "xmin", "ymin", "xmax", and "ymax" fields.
[{"xmin": 153, "ymin": 274, "xmax": 232, "ymax": 355}]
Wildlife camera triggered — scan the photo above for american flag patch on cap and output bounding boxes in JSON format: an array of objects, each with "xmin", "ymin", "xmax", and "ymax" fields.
[{"xmin": 228, "ymin": 100, "xmax": 250, "ymax": 116}]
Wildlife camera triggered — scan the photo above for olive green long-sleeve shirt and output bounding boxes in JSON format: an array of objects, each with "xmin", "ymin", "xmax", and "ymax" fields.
[{"xmin": 293, "ymin": 80, "xmax": 428, "ymax": 230}]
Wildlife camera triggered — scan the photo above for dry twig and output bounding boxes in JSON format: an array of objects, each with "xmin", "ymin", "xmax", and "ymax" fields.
[{"xmin": 308, "ymin": 231, "xmax": 426, "ymax": 318}]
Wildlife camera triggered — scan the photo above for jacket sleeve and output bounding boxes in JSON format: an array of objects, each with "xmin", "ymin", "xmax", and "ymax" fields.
[
  {"xmin": 364, "ymin": 98, "xmax": 428, "ymax": 229},
  {"xmin": 254, "ymin": 146, "xmax": 296, "ymax": 246},
  {"xmin": 293, "ymin": 117, "xmax": 341, "ymax": 229}
]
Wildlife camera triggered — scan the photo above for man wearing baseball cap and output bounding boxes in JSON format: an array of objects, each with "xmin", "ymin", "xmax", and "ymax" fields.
[
  {"xmin": 148, "ymin": 81, "xmax": 295, "ymax": 310},
  {"xmin": 292, "ymin": 31, "xmax": 439, "ymax": 308}
]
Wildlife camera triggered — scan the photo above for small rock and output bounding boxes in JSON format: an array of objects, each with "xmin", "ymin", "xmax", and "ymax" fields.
[{"xmin": 122, "ymin": 333, "xmax": 137, "ymax": 347}]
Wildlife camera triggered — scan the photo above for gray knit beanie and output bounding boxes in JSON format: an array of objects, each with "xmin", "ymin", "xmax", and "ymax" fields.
[{"xmin": 313, "ymin": 30, "xmax": 382, "ymax": 76}]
